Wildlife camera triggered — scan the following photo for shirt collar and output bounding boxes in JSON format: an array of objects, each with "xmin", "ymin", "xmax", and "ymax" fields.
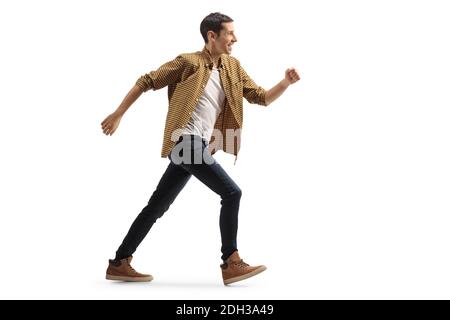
[{"xmin": 201, "ymin": 45, "xmax": 225, "ymax": 69}]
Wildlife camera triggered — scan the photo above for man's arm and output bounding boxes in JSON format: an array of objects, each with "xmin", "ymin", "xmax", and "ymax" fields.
[
  {"xmin": 101, "ymin": 55, "xmax": 186, "ymax": 136},
  {"xmin": 101, "ymin": 84, "xmax": 143, "ymax": 136},
  {"xmin": 240, "ymin": 65, "xmax": 268, "ymax": 106},
  {"xmin": 264, "ymin": 68, "xmax": 301, "ymax": 106},
  {"xmin": 240, "ymin": 63, "xmax": 300, "ymax": 106},
  {"xmin": 136, "ymin": 54, "xmax": 186, "ymax": 92}
]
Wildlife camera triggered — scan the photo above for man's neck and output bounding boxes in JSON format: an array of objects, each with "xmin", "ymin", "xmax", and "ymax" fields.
[{"xmin": 205, "ymin": 45, "xmax": 222, "ymax": 67}]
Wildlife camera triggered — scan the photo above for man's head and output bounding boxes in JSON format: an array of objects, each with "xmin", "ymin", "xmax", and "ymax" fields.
[{"xmin": 200, "ymin": 12, "xmax": 237, "ymax": 55}]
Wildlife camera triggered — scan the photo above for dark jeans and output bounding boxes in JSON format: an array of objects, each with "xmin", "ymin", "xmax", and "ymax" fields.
[{"xmin": 115, "ymin": 134, "xmax": 242, "ymax": 262}]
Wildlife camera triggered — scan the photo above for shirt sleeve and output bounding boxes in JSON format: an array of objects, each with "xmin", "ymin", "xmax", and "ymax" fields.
[
  {"xmin": 136, "ymin": 55, "xmax": 186, "ymax": 92},
  {"xmin": 239, "ymin": 63, "xmax": 268, "ymax": 106}
]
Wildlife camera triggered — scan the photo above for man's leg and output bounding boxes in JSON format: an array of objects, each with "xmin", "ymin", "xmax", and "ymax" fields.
[
  {"xmin": 176, "ymin": 138, "xmax": 242, "ymax": 262},
  {"xmin": 176, "ymin": 138, "xmax": 266, "ymax": 285},
  {"xmin": 114, "ymin": 160, "xmax": 192, "ymax": 260}
]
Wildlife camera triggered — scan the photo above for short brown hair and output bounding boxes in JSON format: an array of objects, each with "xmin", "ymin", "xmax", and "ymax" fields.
[{"xmin": 200, "ymin": 12, "xmax": 233, "ymax": 44}]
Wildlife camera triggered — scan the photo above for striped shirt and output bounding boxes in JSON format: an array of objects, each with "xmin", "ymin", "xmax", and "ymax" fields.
[{"xmin": 136, "ymin": 46, "xmax": 267, "ymax": 164}]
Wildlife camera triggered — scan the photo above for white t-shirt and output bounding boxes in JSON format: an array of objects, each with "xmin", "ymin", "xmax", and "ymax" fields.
[{"xmin": 180, "ymin": 66, "xmax": 225, "ymax": 141}]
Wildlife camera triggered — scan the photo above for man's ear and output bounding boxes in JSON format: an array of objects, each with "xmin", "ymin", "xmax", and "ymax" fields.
[{"xmin": 208, "ymin": 30, "xmax": 217, "ymax": 42}]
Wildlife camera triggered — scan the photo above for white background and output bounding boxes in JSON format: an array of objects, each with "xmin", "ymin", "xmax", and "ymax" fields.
[{"xmin": 1, "ymin": 0, "xmax": 449, "ymax": 299}]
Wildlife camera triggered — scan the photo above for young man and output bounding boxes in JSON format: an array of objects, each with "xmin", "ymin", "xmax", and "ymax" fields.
[{"xmin": 101, "ymin": 12, "xmax": 300, "ymax": 285}]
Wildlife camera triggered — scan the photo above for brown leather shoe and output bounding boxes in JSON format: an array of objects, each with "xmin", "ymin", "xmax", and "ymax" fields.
[
  {"xmin": 220, "ymin": 251, "xmax": 266, "ymax": 285},
  {"xmin": 106, "ymin": 256, "xmax": 153, "ymax": 282}
]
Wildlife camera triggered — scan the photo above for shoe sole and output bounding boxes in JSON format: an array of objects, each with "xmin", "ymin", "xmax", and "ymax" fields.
[
  {"xmin": 106, "ymin": 274, "xmax": 153, "ymax": 282},
  {"xmin": 223, "ymin": 265, "xmax": 267, "ymax": 285}
]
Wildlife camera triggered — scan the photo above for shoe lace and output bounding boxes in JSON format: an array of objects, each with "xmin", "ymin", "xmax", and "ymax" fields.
[
  {"xmin": 234, "ymin": 259, "xmax": 250, "ymax": 269},
  {"xmin": 126, "ymin": 261, "xmax": 139, "ymax": 274}
]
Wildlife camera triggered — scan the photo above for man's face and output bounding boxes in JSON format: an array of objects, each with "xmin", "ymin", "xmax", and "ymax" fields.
[{"xmin": 210, "ymin": 22, "xmax": 237, "ymax": 55}]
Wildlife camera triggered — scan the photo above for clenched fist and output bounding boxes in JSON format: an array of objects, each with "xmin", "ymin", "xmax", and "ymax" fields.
[{"xmin": 285, "ymin": 68, "xmax": 300, "ymax": 85}]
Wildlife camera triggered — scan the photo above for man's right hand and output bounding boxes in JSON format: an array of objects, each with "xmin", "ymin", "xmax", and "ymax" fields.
[{"xmin": 101, "ymin": 112, "xmax": 122, "ymax": 136}]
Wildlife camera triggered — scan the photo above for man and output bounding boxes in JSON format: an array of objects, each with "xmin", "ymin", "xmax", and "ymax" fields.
[{"xmin": 101, "ymin": 12, "xmax": 300, "ymax": 285}]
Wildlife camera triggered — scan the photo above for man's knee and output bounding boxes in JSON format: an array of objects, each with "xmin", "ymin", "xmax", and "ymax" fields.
[{"xmin": 222, "ymin": 186, "xmax": 242, "ymax": 201}]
